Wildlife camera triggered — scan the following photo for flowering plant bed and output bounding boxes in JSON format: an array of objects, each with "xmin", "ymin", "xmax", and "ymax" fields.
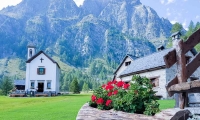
[{"xmin": 89, "ymin": 75, "xmax": 160, "ymax": 116}]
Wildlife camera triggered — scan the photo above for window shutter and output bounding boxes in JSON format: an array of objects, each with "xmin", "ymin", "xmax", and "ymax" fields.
[{"xmin": 37, "ymin": 68, "xmax": 39, "ymax": 74}]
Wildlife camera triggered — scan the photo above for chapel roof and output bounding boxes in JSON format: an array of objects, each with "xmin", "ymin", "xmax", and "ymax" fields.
[
  {"xmin": 14, "ymin": 80, "xmax": 25, "ymax": 86},
  {"xmin": 26, "ymin": 51, "xmax": 60, "ymax": 68}
]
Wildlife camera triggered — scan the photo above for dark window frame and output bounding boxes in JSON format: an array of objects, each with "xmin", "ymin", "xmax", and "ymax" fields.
[
  {"xmin": 125, "ymin": 61, "xmax": 131, "ymax": 66},
  {"xmin": 47, "ymin": 81, "xmax": 51, "ymax": 89},
  {"xmin": 30, "ymin": 81, "xmax": 35, "ymax": 89},
  {"xmin": 149, "ymin": 76, "xmax": 160, "ymax": 87},
  {"xmin": 37, "ymin": 68, "xmax": 46, "ymax": 75}
]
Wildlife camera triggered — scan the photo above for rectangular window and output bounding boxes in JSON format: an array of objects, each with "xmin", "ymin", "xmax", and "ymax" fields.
[
  {"xmin": 125, "ymin": 61, "xmax": 131, "ymax": 66},
  {"xmin": 47, "ymin": 81, "xmax": 51, "ymax": 89},
  {"xmin": 150, "ymin": 77, "xmax": 159, "ymax": 87},
  {"xmin": 31, "ymin": 81, "xmax": 35, "ymax": 89},
  {"xmin": 37, "ymin": 68, "xmax": 45, "ymax": 75}
]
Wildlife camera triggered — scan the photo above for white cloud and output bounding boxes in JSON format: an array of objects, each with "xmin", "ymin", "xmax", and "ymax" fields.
[
  {"xmin": 182, "ymin": 20, "xmax": 188, "ymax": 30},
  {"xmin": 166, "ymin": 0, "xmax": 176, "ymax": 4},
  {"xmin": 170, "ymin": 20, "xmax": 178, "ymax": 24},
  {"xmin": 196, "ymin": 15, "xmax": 200, "ymax": 19},
  {"xmin": 184, "ymin": 0, "xmax": 188, "ymax": 1},
  {"xmin": 160, "ymin": 0, "xmax": 165, "ymax": 4},
  {"xmin": 73, "ymin": 0, "xmax": 84, "ymax": 6},
  {"xmin": 0, "ymin": 0, "xmax": 22, "ymax": 10}
]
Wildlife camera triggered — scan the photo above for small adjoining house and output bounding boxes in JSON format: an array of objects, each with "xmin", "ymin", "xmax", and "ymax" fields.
[
  {"xmin": 114, "ymin": 32, "xmax": 200, "ymax": 101},
  {"xmin": 14, "ymin": 80, "xmax": 25, "ymax": 90},
  {"xmin": 113, "ymin": 54, "xmax": 138, "ymax": 81},
  {"xmin": 25, "ymin": 44, "xmax": 60, "ymax": 96}
]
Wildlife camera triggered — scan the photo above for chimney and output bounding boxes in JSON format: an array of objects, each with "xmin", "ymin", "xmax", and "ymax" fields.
[{"xmin": 171, "ymin": 31, "xmax": 181, "ymax": 48}]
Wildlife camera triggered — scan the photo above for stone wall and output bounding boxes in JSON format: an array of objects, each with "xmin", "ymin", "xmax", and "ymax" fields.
[
  {"xmin": 121, "ymin": 69, "xmax": 167, "ymax": 98},
  {"xmin": 76, "ymin": 103, "xmax": 192, "ymax": 120}
]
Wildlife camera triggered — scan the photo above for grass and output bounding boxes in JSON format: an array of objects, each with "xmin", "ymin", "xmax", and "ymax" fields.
[
  {"xmin": 158, "ymin": 99, "xmax": 175, "ymax": 110},
  {"xmin": 0, "ymin": 94, "xmax": 175, "ymax": 120},
  {"xmin": 0, "ymin": 94, "xmax": 91, "ymax": 120}
]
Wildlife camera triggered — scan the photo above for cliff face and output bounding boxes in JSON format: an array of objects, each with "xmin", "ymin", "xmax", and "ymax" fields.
[{"xmin": 0, "ymin": 0, "xmax": 172, "ymax": 78}]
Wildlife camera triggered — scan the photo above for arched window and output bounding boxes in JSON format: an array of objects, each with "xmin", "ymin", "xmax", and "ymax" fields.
[{"xmin": 29, "ymin": 49, "xmax": 32, "ymax": 57}]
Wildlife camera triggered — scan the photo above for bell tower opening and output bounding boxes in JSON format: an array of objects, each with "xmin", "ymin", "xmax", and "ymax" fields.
[{"xmin": 27, "ymin": 43, "xmax": 36, "ymax": 59}]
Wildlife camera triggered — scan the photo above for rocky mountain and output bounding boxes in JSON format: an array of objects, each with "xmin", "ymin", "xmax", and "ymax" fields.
[{"xmin": 0, "ymin": 0, "xmax": 172, "ymax": 79}]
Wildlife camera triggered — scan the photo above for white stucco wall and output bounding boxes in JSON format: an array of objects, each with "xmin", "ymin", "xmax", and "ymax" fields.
[
  {"xmin": 121, "ymin": 69, "xmax": 168, "ymax": 98},
  {"xmin": 25, "ymin": 53, "xmax": 60, "ymax": 94},
  {"xmin": 115, "ymin": 57, "xmax": 133, "ymax": 81}
]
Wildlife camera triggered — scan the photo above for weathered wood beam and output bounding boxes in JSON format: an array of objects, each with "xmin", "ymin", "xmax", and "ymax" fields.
[
  {"xmin": 183, "ymin": 28, "xmax": 200, "ymax": 53},
  {"xmin": 165, "ymin": 76, "xmax": 178, "ymax": 97},
  {"xmin": 176, "ymin": 40, "xmax": 187, "ymax": 83},
  {"xmin": 176, "ymin": 40, "xmax": 187, "ymax": 109},
  {"xmin": 186, "ymin": 52, "xmax": 200, "ymax": 78},
  {"xmin": 168, "ymin": 82, "xmax": 190, "ymax": 92},
  {"xmin": 168, "ymin": 80, "xmax": 200, "ymax": 93},
  {"xmin": 163, "ymin": 49, "xmax": 176, "ymax": 68},
  {"xmin": 179, "ymin": 92, "xmax": 186, "ymax": 109}
]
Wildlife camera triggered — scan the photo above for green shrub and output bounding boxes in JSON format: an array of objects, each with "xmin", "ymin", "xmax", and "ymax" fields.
[{"xmin": 89, "ymin": 75, "xmax": 160, "ymax": 116}]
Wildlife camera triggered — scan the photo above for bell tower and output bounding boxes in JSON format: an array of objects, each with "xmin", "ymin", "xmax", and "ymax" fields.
[{"xmin": 27, "ymin": 43, "xmax": 36, "ymax": 59}]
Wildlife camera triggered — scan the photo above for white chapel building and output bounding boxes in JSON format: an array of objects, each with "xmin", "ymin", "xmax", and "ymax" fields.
[{"xmin": 25, "ymin": 44, "xmax": 60, "ymax": 95}]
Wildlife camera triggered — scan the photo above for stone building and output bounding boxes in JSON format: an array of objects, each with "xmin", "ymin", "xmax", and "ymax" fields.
[{"xmin": 114, "ymin": 32, "xmax": 200, "ymax": 102}]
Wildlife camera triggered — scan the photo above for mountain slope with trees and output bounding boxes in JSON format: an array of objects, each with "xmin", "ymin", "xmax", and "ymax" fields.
[{"xmin": 0, "ymin": 0, "xmax": 173, "ymax": 90}]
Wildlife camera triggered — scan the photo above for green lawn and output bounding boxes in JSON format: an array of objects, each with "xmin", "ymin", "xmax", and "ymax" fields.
[
  {"xmin": 0, "ymin": 94, "xmax": 91, "ymax": 120},
  {"xmin": 158, "ymin": 99, "xmax": 175, "ymax": 110},
  {"xmin": 0, "ymin": 94, "xmax": 175, "ymax": 120}
]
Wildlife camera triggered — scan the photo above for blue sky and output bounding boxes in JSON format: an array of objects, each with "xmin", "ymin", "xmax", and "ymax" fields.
[
  {"xmin": 0, "ymin": 0, "xmax": 199, "ymax": 30},
  {"xmin": 140, "ymin": 0, "xmax": 200, "ymax": 30}
]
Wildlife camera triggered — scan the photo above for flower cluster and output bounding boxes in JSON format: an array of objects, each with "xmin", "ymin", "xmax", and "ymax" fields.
[
  {"xmin": 89, "ymin": 80, "xmax": 130, "ymax": 110},
  {"xmin": 89, "ymin": 75, "xmax": 160, "ymax": 116}
]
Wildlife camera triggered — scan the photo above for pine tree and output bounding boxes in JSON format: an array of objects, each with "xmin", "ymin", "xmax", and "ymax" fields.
[
  {"xmin": 69, "ymin": 78, "xmax": 80, "ymax": 94},
  {"xmin": 1, "ymin": 77, "xmax": 13, "ymax": 96},
  {"xmin": 170, "ymin": 22, "xmax": 183, "ymax": 33},
  {"xmin": 82, "ymin": 82, "xmax": 89, "ymax": 93}
]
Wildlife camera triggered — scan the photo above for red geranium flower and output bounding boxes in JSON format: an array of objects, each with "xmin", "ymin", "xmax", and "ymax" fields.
[
  {"xmin": 107, "ymin": 92, "xmax": 112, "ymax": 96},
  {"xmin": 91, "ymin": 95, "xmax": 96, "ymax": 102},
  {"xmin": 117, "ymin": 81, "xmax": 124, "ymax": 87},
  {"xmin": 123, "ymin": 83, "xmax": 130, "ymax": 89},
  {"xmin": 96, "ymin": 98, "xmax": 104, "ymax": 105},
  {"xmin": 106, "ymin": 100, "xmax": 112, "ymax": 106},
  {"xmin": 102, "ymin": 84, "xmax": 106, "ymax": 88},
  {"xmin": 113, "ymin": 80, "xmax": 117, "ymax": 84},
  {"xmin": 107, "ymin": 81, "xmax": 113, "ymax": 85},
  {"xmin": 113, "ymin": 90, "xmax": 118, "ymax": 95},
  {"xmin": 105, "ymin": 84, "xmax": 114, "ymax": 91}
]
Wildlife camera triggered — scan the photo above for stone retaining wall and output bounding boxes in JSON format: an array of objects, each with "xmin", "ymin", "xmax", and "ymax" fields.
[{"xmin": 76, "ymin": 103, "xmax": 191, "ymax": 120}]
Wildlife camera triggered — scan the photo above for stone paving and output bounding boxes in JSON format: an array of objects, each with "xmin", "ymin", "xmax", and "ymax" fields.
[{"xmin": 76, "ymin": 103, "xmax": 192, "ymax": 120}]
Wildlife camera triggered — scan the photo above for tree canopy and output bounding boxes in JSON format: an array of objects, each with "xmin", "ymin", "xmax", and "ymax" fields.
[
  {"xmin": 0, "ymin": 77, "xmax": 13, "ymax": 96},
  {"xmin": 69, "ymin": 78, "xmax": 80, "ymax": 94}
]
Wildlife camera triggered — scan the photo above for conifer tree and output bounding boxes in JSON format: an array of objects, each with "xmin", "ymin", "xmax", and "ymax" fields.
[
  {"xmin": 82, "ymin": 82, "xmax": 89, "ymax": 93},
  {"xmin": 1, "ymin": 77, "xmax": 13, "ymax": 96},
  {"xmin": 69, "ymin": 78, "xmax": 80, "ymax": 94}
]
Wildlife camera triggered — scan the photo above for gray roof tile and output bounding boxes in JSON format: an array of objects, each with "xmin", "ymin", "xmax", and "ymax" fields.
[{"xmin": 120, "ymin": 48, "xmax": 173, "ymax": 76}]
